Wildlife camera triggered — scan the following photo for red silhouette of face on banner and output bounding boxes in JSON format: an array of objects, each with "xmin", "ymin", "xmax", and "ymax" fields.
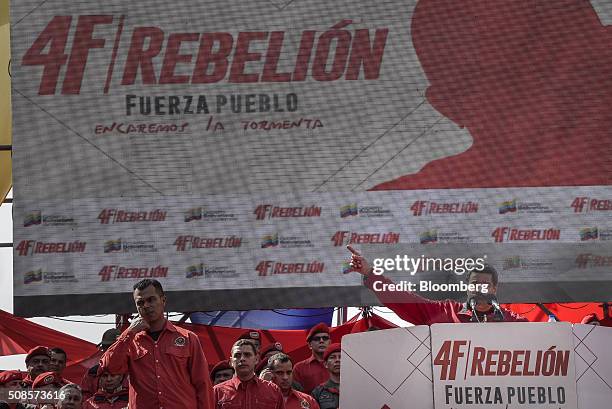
[{"xmin": 373, "ymin": 0, "xmax": 612, "ymax": 190}]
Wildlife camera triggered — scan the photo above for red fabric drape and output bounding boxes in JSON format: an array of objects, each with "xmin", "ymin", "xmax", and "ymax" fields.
[
  {"xmin": 4, "ymin": 304, "xmax": 608, "ymax": 384},
  {"xmin": 0, "ymin": 310, "xmax": 98, "ymax": 360},
  {"xmin": 502, "ymin": 302, "xmax": 609, "ymax": 323},
  {"xmin": 181, "ymin": 312, "xmax": 397, "ymax": 366}
]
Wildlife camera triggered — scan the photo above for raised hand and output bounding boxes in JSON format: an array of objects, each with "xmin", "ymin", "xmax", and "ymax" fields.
[
  {"xmin": 346, "ymin": 245, "xmax": 372, "ymax": 276},
  {"xmin": 127, "ymin": 317, "xmax": 150, "ymax": 334}
]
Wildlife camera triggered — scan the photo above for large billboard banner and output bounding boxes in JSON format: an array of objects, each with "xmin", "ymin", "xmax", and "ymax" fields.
[{"xmin": 10, "ymin": 0, "xmax": 612, "ymax": 315}]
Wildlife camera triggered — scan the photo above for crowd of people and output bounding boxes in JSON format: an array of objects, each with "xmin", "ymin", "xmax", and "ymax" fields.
[
  {"xmin": 0, "ymin": 279, "xmax": 344, "ymax": 409},
  {"xmin": 0, "ymin": 247, "xmax": 609, "ymax": 408}
]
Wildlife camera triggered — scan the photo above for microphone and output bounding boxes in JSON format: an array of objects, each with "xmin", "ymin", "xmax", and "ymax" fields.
[
  {"xmin": 469, "ymin": 297, "xmax": 478, "ymax": 311},
  {"xmin": 489, "ymin": 296, "xmax": 505, "ymax": 322},
  {"xmin": 468, "ymin": 296, "xmax": 480, "ymax": 322}
]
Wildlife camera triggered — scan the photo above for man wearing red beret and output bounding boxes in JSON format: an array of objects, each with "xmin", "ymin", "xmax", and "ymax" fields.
[
  {"xmin": 80, "ymin": 328, "xmax": 123, "ymax": 402},
  {"xmin": 0, "ymin": 371, "xmax": 25, "ymax": 409},
  {"xmin": 82, "ymin": 368, "xmax": 128, "ymax": 409},
  {"xmin": 29, "ymin": 371, "xmax": 68, "ymax": 408},
  {"xmin": 293, "ymin": 323, "xmax": 331, "ymax": 395},
  {"xmin": 312, "ymin": 344, "xmax": 341, "ymax": 409},
  {"xmin": 22, "ymin": 347, "xmax": 50, "ymax": 387},
  {"xmin": 210, "ymin": 361, "xmax": 234, "ymax": 386},
  {"xmin": 32, "ymin": 371, "xmax": 66, "ymax": 390},
  {"xmin": 256, "ymin": 342, "xmax": 284, "ymax": 378}
]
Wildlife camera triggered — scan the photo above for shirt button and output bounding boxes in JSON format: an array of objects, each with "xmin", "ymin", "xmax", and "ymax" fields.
[
  {"xmin": 156, "ymin": 360, "xmax": 159, "ymax": 363},
  {"xmin": 157, "ymin": 375, "xmax": 160, "ymax": 378},
  {"xmin": 158, "ymin": 391, "xmax": 161, "ymax": 395}
]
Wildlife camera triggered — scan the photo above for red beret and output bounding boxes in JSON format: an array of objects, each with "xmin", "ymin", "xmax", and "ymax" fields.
[
  {"xmin": 323, "ymin": 343, "xmax": 341, "ymax": 361},
  {"xmin": 307, "ymin": 323, "xmax": 330, "ymax": 342},
  {"xmin": 25, "ymin": 346, "xmax": 49, "ymax": 364},
  {"xmin": 581, "ymin": 313, "xmax": 599, "ymax": 324},
  {"xmin": 210, "ymin": 360, "xmax": 233, "ymax": 378},
  {"xmin": 32, "ymin": 371, "xmax": 64, "ymax": 389},
  {"xmin": 237, "ymin": 330, "xmax": 261, "ymax": 342},
  {"xmin": 260, "ymin": 342, "xmax": 283, "ymax": 357},
  {"xmin": 0, "ymin": 370, "xmax": 23, "ymax": 385},
  {"xmin": 96, "ymin": 365, "xmax": 126, "ymax": 377}
]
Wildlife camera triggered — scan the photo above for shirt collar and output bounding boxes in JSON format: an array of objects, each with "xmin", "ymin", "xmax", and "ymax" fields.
[
  {"xmin": 324, "ymin": 379, "xmax": 339, "ymax": 388},
  {"xmin": 458, "ymin": 304, "xmax": 498, "ymax": 321},
  {"xmin": 134, "ymin": 319, "xmax": 173, "ymax": 340},
  {"xmin": 307, "ymin": 354, "xmax": 324, "ymax": 364},
  {"xmin": 164, "ymin": 320, "xmax": 178, "ymax": 333},
  {"xmin": 230, "ymin": 374, "xmax": 259, "ymax": 389}
]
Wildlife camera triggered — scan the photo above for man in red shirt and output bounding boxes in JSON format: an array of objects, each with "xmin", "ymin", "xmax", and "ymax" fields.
[
  {"xmin": 214, "ymin": 339, "xmax": 284, "ymax": 409},
  {"xmin": 292, "ymin": 323, "xmax": 331, "ymax": 394},
  {"xmin": 82, "ymin": 368, "xmax": 128, "ymax": 409},
  {"xmin": 256, "ymin": 342, "xmax": 284, "ymax": 378},
  {"xmin": 22, "ymin": 346, "xmax": 50, "ymax": 386},
  {"xmin": 269, "ymin": 353, "xmax": 319, "ymax": 409},
  {"xmin": 81, "ymin": 328, "xmax": 122, "ymax": 401},
  {"xmin": 48, "ymin": 348, "xmax": 67, "ymax": 379},
  {"xmin": 0, "ymin": 370, "xmax": 24, "ymax": 409},
  {"xmin": 210, "ymin": 360, "xmax": 234, "ymax": 386},
  {"xmin": 346, "ymin": 246, "xmax": 526, "ymax": 324},
  {"xmin": 100, "ymin": 279, "xmax": 214, "ymax": 409}
]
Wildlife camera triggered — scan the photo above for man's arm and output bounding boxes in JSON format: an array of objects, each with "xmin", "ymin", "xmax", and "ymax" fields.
[
  {"xmin": 188, "ymin": 333, "xmax": 215, "ymax": 409},
  {"xmin": 347, "ymin": 246, "xmax": 455, "ymax": 325},
  {"xmin": 100, "ymin": 318, "xmax": 148, "ymax": 375},
  {"xmin": 99, "ymin": 330, "xmax": 134, "ymax": 375}
]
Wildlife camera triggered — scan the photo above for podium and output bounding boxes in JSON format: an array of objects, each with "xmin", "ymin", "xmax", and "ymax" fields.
[{"xmin": 340, "ymin": 323, "xmax": 612, "ymax": 409}]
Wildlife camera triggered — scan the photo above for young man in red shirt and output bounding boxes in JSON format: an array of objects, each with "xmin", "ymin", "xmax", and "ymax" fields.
[
  {"xmin": 100, "ymin": 279, "xmax": 214, "ymax": 409},
  {"xmin": 82, "ymin": 368, "xmax": 128, "ymax": 409},
  {"xmin": 80, "ymin": 328, "xmax": 122, "ymax": 402},
  {"xmin": 214, "ymin": 339, "xmax": 284, "ymax": 409},
  {"xmin": 292, "ymin": 323, "xmax": 331, "ymax": 394},
  {"xmin": 269, "ymin": 353, "xmax": 319, "ymax": 409}
]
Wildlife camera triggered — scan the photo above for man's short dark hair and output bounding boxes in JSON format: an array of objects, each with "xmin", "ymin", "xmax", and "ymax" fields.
[
  {"xmin": 268, "ymin": 353, "xmax": 292, "ymax": 371},
  {"xmin": 48, "ymin": 347, "xmax": 67, "ymax": 359},
  {"xmin": 231, "ymin": 339, "xmax": 258, "ymax": 355},
  {"xmin": 467, "ymin": 264, "xmax": 498, "ymax": 286},
  {"xmin": 133, "ymin": 279, "xmax": 164, "ymax": 296}
]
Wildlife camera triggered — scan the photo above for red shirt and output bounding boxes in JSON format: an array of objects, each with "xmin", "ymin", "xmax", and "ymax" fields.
[
  {"xmin": 100, "ymin": 320, "xmax": 214, "ymax": 409},
  {"xmin": 82, "ymin": 388, "xmax": 129, "ymax": 409},
  {"xmin": 214, "ymin": 375, "xmax": 284, "ymax": 409},
  {"xmin": 80, "ymin": 364, "xmax": 130, "ymax": 402},
  {"xmin": 80, "ymin": 366, "xmax": 99, "ymax": 401},
  {"xmin": 285, "ymin": 389, "xmax": 320, "ymax": 409},
  {"xmin": 293, "ymin": 356, "xmax": 329, "ymax": 395},
  {"xmin": 366, "ymin": 274, "xmax": 527, "ymax": 324}
]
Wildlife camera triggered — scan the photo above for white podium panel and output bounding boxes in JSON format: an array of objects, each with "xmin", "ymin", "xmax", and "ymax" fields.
[
  {"xmin": 430, "ymin": 323, "xmax": 578, "ymax": 409},
  {"xmin": 340, "ymin": 326, "xmax": 433, "ymax": 409},
  {"xmin": 573, "ymin": 324, "xmax": 612, "ymax": 409}
]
